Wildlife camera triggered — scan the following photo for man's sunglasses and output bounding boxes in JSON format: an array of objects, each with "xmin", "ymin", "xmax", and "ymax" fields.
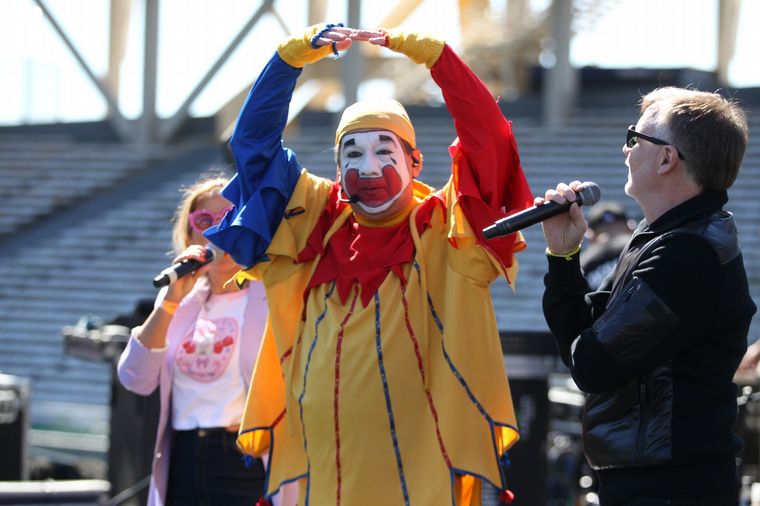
[
  {"xmin": 188, "ymin": 208, "xmax": 232, "ymax": 233},
  {"xmin": 626, "ymin": 126, "xmax": 685, "ymax": 160}
]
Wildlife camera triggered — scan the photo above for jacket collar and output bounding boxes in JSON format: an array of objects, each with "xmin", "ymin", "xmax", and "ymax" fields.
[{"xmin": 637, "ymin": 190, "xmax": 728, "ymax": 236}]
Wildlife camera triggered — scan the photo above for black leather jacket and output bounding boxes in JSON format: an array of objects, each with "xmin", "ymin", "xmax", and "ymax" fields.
[
  {"xmin": 585, "ymin": 210, "xmax": 741, "ymax": 468},
  {"xmin": 543, "ymin": 190, "xmax": 756, "ymax": 503}
]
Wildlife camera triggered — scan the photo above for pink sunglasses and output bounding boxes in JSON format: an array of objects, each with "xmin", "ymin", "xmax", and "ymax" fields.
[{"xmin": 188, "ymin": 207, "xmax": 232, "ymax": 233}]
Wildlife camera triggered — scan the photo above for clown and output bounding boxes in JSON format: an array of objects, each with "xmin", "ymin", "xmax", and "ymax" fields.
[{"xmin": 206, "ymin": 24, "xmax": 534, "ymax": 506}]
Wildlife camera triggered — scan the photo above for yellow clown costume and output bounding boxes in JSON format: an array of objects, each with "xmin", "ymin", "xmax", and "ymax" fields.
[{"xmin": 205, "ymin": 25, "xmax": 535, "ymax": 505}]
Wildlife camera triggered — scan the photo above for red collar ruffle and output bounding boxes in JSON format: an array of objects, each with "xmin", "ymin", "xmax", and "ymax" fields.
[{"xmin": 297, "ymin": 183, "xmax": 443, "ymax": 307}]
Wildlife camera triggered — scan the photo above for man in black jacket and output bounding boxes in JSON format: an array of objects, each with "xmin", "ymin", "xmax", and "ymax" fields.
[{"xmin": 539, "ymin": 87, "xmax": 756, "ymax": 506}]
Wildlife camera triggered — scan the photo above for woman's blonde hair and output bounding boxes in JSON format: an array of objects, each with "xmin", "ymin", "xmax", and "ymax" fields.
[{"xmin": 171, "ymin": 170, "xmax": 230, "ymax": 255}]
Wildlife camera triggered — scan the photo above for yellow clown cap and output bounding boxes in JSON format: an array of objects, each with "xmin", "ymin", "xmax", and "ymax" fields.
[{"xmin": 335, "ymin": 99, "xmax": 416, "ymax": 149}]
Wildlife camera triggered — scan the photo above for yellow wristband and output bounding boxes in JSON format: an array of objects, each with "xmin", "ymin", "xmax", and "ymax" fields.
[
  {"xmin": 382, "ymin": 28, "xmax": 445, "ymax": 68},
  {"xmin": 161, "ymin": 300, "xmax": 179, "ymax": 315},
  {"xmin": 277, "ymin": 24, "xmax": 335, "ymax": 68},
  {"xmin": 546, "ymin": 245, "xmax": 581, "ymax": 261}
]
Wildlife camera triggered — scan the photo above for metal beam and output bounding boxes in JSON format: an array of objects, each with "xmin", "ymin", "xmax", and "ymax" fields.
[
  {"xmin": 717, "ymin": 0, "xmax": 741, "ymax": 87},
  {"xmin": 106, "ymin": 0, "xmax": 131, "ymax": 118},
  {"xmin": 33, "ymin": 0, "xmax": 133, "ymax": 141},
  {"xmin": 308, "ymin": 0, "xmax": 328, "ymax": 25},
  {"xmin": 378, "ymin": 0, "xmax": 424, "ymax": 29},
  {"xmin": 458, "ymin": 0, "xmax": 490, "ymax": 46},
  {"xmin": 140, "ymin": 0, "xmax": 159, "ymax": 143},
  {"xmin": 542, "ymin": 0, "xmax": 576, "ymax": 127},
  {"xmin": 269, "ymin": 5, "xmax": 291, "ymax": 35},
  {"xmin": 159, "ymin": 0, "xmax": 276, "ymax": 142},
  {"xmin": 341, "ymin": 0, "xmax": 362, "ymax": 107}
]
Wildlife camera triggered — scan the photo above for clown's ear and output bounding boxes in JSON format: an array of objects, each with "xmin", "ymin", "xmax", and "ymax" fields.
[
  {"xmin": 335, "ymin": 162, "xmax": 343, "ymax": 183},
  {"xmin": 411, "ymin": 149, "xmax": 423, "ymax": 176}
]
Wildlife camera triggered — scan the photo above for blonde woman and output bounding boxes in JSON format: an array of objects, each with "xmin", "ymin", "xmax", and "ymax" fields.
[{"xmin": 118, "ymin": 172, "xmax": 268, "ymax": 506}]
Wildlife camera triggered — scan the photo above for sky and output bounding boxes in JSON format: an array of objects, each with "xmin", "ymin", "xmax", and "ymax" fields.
[{"xmin": 1, "ymin": 0, "xmax": 759, "ymax": 125}]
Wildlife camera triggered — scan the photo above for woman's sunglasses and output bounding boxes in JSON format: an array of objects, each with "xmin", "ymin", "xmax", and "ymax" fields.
[{"xmin": 188, "ymin": 208, "xmax": 232, "ymax": 233}]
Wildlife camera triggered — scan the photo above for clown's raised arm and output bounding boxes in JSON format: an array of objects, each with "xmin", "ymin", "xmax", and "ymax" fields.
[
  {"xmin": 381, "ymin": 28, "xmax": 531, "ymax": 221},
  {"xmin": 205, "ymin": 23, "xmax": 532, "ymax": 271},
  {"xmin": 373, "ymin": 28, "xmax": 533, "ymax": 269},
  {"xmin": 204, "ymin": 24, "xmax": 349, "ymax": 268}
]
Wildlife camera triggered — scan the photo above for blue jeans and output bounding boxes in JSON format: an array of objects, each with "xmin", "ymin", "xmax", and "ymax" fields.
[{"xmin": 166, "ymin": 428, "xmax": 265, "ymax": 506}]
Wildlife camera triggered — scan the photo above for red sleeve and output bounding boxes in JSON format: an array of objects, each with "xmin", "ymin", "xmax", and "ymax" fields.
[{"xmin": 430, "ymin": 45, "xmax": 533, "ymax": 267}]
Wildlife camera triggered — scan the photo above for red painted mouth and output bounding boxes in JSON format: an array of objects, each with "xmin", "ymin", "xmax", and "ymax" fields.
[{"xmin": 343, "ymin": 165, "xmax": 403, "ymax": 207}]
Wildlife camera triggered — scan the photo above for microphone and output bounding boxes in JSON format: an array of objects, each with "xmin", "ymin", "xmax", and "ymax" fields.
[
  {"xmin": 482, "ymin": 182, "xmax": 601, "ymax": 239},
  {"xmin": 338, "ymin": 194, "xmax": 360, "ymax": 204},
  {"xmin": 337, "ymin": 187, "xmax": 360, "ymax": 204},
  {"xmin": 152, "ymin": 246, "xmax": 218, "ymax": 288}
]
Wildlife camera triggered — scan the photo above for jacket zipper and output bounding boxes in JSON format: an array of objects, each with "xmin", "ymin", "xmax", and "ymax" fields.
[{"xmin": 635, "ymin": 375, "xmax": 648, "ymax": 462}]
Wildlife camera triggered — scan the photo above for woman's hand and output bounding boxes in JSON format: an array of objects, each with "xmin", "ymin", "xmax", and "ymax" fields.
[
  {"xmin": 134, "ymin": 244, "xmax": 211, "ymax": 349},
  {"xmin": 163, "ymin": 244, "xmax": 212, "ymax": 303}
]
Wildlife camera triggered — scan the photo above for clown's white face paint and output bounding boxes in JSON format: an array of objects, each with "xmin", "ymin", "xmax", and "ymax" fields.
[{"xmin": 339, "ymin": 130, "xmax": 413, "ymax": 218}]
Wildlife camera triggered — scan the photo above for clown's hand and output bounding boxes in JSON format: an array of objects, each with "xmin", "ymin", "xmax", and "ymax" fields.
[
  {"xmin": 278, "ymin": 24, "xmax": 356, "ymax": 68},
  {"xmin": 375, "ymin": 28, "xmax": 445, "ymax": 69}
]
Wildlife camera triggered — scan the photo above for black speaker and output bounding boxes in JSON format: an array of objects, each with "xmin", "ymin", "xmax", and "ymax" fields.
[
  {"xmin": 0, "ymin": 373, "xmax": 30, "ymax": 480},
  {"xmin": 497, "ymin": 331, "xmax": 567, "ymax": 506},
  {"xmin": 63, "ymin": 299, "xmax": 159, "ymax": 506},
  {"xmin": 503, "ymin": 375, "xmax": 550, "ymax": 506},
  {"xmin": 736, "ymin": 380, "xmax": 760, "ymax": 482},
  {"xmin": 107, "ymin": 365, "xmax": 160, "ymax": 506}
]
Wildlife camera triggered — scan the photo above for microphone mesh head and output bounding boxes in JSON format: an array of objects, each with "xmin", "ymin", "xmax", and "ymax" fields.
[
  {"xmin": 205, "ymin": 244, "xmax": 223, "ymax": 261},
  {"xmin": 579, "ymin": 182, "xmax": 601, "ymax": 206}
]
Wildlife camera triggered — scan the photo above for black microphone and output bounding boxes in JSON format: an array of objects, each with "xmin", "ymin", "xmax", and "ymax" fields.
[
  {"xmin": 482, "ymin": 182, "xmax": 601, "ymax": 239},
  {"xmin": 152, "ymin": 246, "xmax": 219, "ymax": 288},
  {"xmin": 338, "ymin": 194, "xmax": 360, "ymax": 204},
  {"xmin": 338, "ymin": 188, "xmax": 360, "ymax": 204}
]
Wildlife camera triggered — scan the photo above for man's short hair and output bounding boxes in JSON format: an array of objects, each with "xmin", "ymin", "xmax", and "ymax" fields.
[{"xmin": 640, "ymin": 87, "xmax": 749, "ymax": 191}]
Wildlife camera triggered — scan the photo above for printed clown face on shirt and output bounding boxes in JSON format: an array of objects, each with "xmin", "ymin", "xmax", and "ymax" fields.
[
  {"xmin": 176, "ymin": 317, "xmax": 237, "ymax": 382},
  {"xmin": 339, "ymin": 130, "xmax": 420, "ymax": 221}
]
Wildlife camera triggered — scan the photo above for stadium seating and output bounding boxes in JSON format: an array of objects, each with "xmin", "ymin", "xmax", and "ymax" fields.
[{"xmin": 0, "ymin": 96, "xmax": 757, "ymax": 468}]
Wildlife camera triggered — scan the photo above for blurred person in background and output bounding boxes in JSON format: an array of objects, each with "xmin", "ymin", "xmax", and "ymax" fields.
[
  {"xmin": 117, "ymin": 172, "xmax": 269, "ymax": 506},
  {"xmin": 203, "ymin": 23, "xmax": 534, "ymax": 505},
  {"xmin": 539, "ymin": 87, "xmax": 755, "ymax": 505},
  {"xmin": 580, "ymin": 201, "xmax": 635, "ymax": 290},
  {"xmin": 737, "ymin": 339, "xmax": 760, "ymax": 375}
]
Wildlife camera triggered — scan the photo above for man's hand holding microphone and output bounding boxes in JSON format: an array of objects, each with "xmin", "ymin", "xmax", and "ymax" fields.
[
  {"xmin": 536, "ymin": 180, "xmax": 594, "ymax": 257},
  {"xmin": 482, "ymin": 180, "xmax": 600, "ymax": 257}
]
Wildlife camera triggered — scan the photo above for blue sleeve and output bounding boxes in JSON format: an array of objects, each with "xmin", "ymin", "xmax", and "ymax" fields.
[{"xmin": 204, "ymin": 52, "xmax": 303, "ymax": 268}]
